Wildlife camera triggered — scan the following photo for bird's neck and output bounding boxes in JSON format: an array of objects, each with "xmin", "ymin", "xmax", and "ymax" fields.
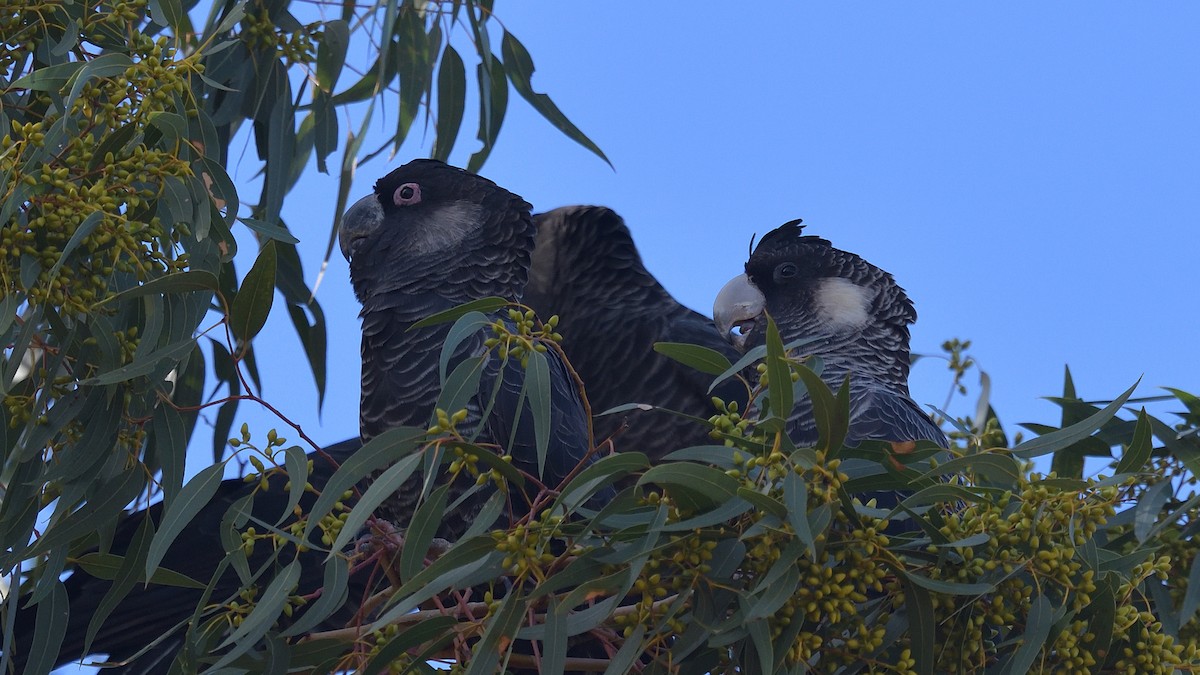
[{"xmin": 779, "ymin": 318, "xmax": 913, "ymax": 395}]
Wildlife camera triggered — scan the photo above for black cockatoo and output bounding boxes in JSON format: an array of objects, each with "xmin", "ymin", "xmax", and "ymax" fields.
[
  {"xmin": 523, "ymin": 205, "xmax": 745, "ymax": 460},
  {"xmin": 7, "ymin": 438, "xmax": 369, "ymax": 675},
  {"xmin": 713, "ymin": 220, "xmax": 946, "ymax": 449},
  {"xmin": 339, "ymin": 160, "xmax": 604, "ymax": 538}
]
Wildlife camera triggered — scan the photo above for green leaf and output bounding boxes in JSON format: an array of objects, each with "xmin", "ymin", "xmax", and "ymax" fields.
[
  {"xmin": 466, "ymin": 590, "xmax": 525, "ymax": 675},
  {"xmin": 373, "ymin": 537, "xmax": 500, "ymax": 626},
  {"xmin": 525, "ymin": 349, "xmax": 552, "ymax": 477},
  {"xmin": 433, "ymin": 44, "xmax": 466, "ymax": 162},
  {"xmin": 603, "ymin": 624, "xmax": 647, "ymax": 675},
  {"xmin": 145, "ymin": 461, "xmax": 226, "ymax": 580},
  {"xmin": 1164, "ymin": 386, "xmax": 1200, "ymax": 420},
  {"xmin": 902, "ymin": 571, "xmax": 995, "ymax": 596},
  {"xmin": 917, "ymin": 452, "xmax": 1021, "ymax": 487},
  {"xmin": 784, "ymin": 470, "xmax": 816, "ymax": 559},
  {"xmin": 75, "ymin": 552, "xmax": 205, "ymax": 589},
  {"xmin": 745, "ymin": 562, "xmax": 801, "ymax": 621},
  {"xmin": 150, "ymin": 111, "xmax": 189, "ymax": 146},
  {"xmin": 46, "ymin": 211, "xmax": 103, "ymax": 280},
  {"xmin": 1012, "ymin": 379, "xmax": 1139, "ymax": 458},
  {"xmin": 457, "ymin": 441, "xmax": 527, "ymax": 490},
  {"xmin": 152, "ymin": 404, "xmax": 187, "ymax": 508},
  {"xmin": 436, "ymin": 356, "xmax": 486, "ymax": 424},
  {"xmin": 892, "ymin": 565, "xmax": 936, "ymax": 675},
  {"xmin": 830, "ymin": 374, "xmax": 853, "ymax": 453},
  {"xmin": 502, "ymin": 31, "xmax": 610, "ymax": 167},
  {"xmin": 24, "ymin": 580, "xmax": 68, "ymax": 675},
  {"xmin": 438, "ymin": 310, "xmax": 492, "ymax": 381},
  {"xmin": 467, "ymin": 53, "xmax": 509, "ymax": 173},
  {"xmin": 896, "ymin": 483, "xmax": 983, "ymax": 509},
  {"xmin": 374, "ymin": 0, "xmax": 400, "ymax": 90},
  {"xmin": 230, "ymin": 240, "xmax": 278, "ymax": 346},
  {"xmin": 539, "ymin": 598, "xmax": 568, "ymax": 675},
  {"xmin": 1148, "ymin": 416, "xmax": 1200, "ymax": 480},
  {"xmin": 148, "ymin": 0, "xmax": 185, "ymax": 30},
  {"xmin": 26, "ymin": 462, "xmax": 144, "ymax": 559},
  {"xmin": 663, "ymin": 444, "xmax": 742, "ymax": 468},
  {"xmin": 200, "ymin": 156, "xmax": 239, "ymax": 227},
  {"xmin": 328, "ymin": 46, "xmax": 392, "ymax": 106},
  {"xmin": 755, "ymin": 538, "xmax": 805, "ymax": 591},
  {"xmin": 737, "ymin": 487, "xmax": 787, "ymax": 519},
  {"xmin": 1181, "ymin": 551, "xmax": 1200, "ymax": 627},
  {"xmin": 10, "ymin": 60, "xmax": 83, "ymax": 90},
  {"xmin": 100, "ymin": 270, "xmax": 217, "ymax": 305},
  {"xmin": 316, "ymin": 19, "xmax": 349, "ymax": 92},
  {"xmin": 461, "ymin": 490, "xmax": 508, "ymax": 540},
  {"xmin": 278, "ymin": 553, "xmax": 350, "ymax": 638},
  {"xmin": 466, "ymin": 5, "xmax": 494, "ymax": 136},
  {"xmin": 393, "ymin": 6, "xmax": 432, "ymax": 146},
  {"xmin": 84, "ymin": 516, "xmax": 155, "ymax": 655},
  {"xmin": 764, "ymin": 315, "xmax": 793, "ymax": 420},
  {"xmin": 639, "ymin": 463, "xmax": 739, "ymax": 512},
  {"xmin": 305, "ymin": 427, "xmax": 426, "ymax": 539},
  {"xmin": 282, "ymin": 444, "xmax": 310, "ymax": 524},
  {"xmin": 238, "ymin": 217, "xmax": 299, "ymax": 244},
  {"xmin": 745, "ymin": 619, "xmax": 774, "ymax": 675},
  {"xmin": 553, "ymin": 451, "xmax": 648, "ymax": 514},
  {"xmin": 81, "ymin": 335, "xmax": 196, "ymax": 386},
  {"xmin": 706, "ymin": 336, "xmax": 817, "ymax": 395},
  {"xmin": 362, "ymin": 616, "xmax": 457, "ymax": 674},
  {"xmin": 400, "ymin": 484, "xmax": 449, "ymax": 582},
  {"xmin": 326, "ymin": 451, "xmax": 424, "ymax": 557},
  {"xmin": 1133, "ymin": 479, "xmax": 1172, "ymax": 543},
  {"xmin": 999, "ymin": 593, "xmax": 1054, "ymax": 675},
  {"xmin": 0, "ymin": 458, "xmax": 46, "ymax": 561},
  {"xmin": 213, "ymin": 560, "xmax": 300, "ymax": 658},
  {"xmin": 1051, "ymin": 365, "xmax": 1087, "ymax": 478},
  {"xmin": 65, "ymin": 53, "xmax": 135, "ymax": 116},
  {"xmin": 1085, "ymin": 573, "xmax": 1118, "ymax": 667},
  {"xmin": 0, "ymin": 293, "xmax": 18, "ymax": 338},
  {"xmin": 212, "ymin": 399, "xmax": 238, "ymax": 464},
  {"xmin": 653, "ymin": 342, "xmax": 735, "ymax": 376},
  {"xmin": 411, "ymin": 297, "xmax": 508, "ymax": 330},
  {"xmin": 791, "ymin": 363, "xmax": 838, "ymax": 449},
  {"xmin": 1114, "ymin": 408, "xmax": 1153, "ymax": 474},
  {"xmin": 930, "ymin": 532, "xmax": 993, "ymax": 549}
]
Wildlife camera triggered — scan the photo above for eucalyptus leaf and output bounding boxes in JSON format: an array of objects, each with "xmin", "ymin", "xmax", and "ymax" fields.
[{"xmin": 229, "ymin": 240, "xmax": 278, "ymax": 346}]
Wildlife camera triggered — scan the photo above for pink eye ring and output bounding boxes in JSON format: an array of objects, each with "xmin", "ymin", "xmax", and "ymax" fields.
[{"xmin": 394, "ymin": 182, "xmax": 421, "ymax": 206}]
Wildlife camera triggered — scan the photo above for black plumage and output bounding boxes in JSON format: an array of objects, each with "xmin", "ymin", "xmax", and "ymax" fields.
[
  {"xmin": 524, "ymin": 205, "xmax": 745, "ymax": 460},
  {"xmin": 340, "ymin": 160, "xmax": 601, "ymax": 537},
  {"xmin": 7, "ymin": 438, "xmax": 369, "ymax": 675},
  {"xmin": 714, "ymin": 220, "xmax": 946, "ymax": 449}
]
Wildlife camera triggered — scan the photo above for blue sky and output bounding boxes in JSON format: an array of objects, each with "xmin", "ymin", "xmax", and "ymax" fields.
[{"xmin": 226, "ymin": 2, "xmax": 1200, "ymax": 468}]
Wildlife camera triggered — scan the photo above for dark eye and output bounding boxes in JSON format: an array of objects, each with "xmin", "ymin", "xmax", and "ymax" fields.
[
  {"xmin": 773, "ymin": 262, "xmax": 798, "ymax": 282},
  {"xmin": 394, "ymin": 182, "xmax": 421, "ymax": 206}
]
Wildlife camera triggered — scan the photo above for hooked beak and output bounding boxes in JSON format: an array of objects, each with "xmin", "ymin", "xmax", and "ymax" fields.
[
  {"xmin": 713, "ymin": 273, "xmax": 765, "ymax": 352},
  {"xmin": 338, "ymin": 193, "xmax": 384, "ymax": 262}
]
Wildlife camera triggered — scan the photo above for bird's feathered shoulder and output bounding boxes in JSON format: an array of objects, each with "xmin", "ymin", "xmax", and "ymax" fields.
[
  {"xmin": 848, "ymin": 384, "xmax": 948, "ymax": 447},
  {"xmin": 528, "ymin": 205, "xmax": 660, "ymax": 310},
  {"xmin": 526, "ymin": 205, "xmax": 747, "ymax": 459}
]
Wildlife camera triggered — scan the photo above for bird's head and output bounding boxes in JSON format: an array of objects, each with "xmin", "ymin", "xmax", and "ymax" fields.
[
  {"xmin": 713, "ymin": 219, "xmax": 917, "ymax": 355},
  {"xmin": 339, "ymin": 159, "xmax": 535, "ymax": 303}
]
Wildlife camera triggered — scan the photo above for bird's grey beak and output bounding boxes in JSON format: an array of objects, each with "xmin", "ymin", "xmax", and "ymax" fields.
[
  {"xmin": 714, "ymin": 273, "xmax": 765, "ymax": 352},
  {"xmin": 338, "ymin": 193, "xmax": 384, "ymax": 262}
]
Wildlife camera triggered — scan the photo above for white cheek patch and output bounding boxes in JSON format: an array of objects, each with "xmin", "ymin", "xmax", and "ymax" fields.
[
  {"xmin": 814, "ymin": 277, "xmax": 872, "ymax": 330},
  {"xmin": 410, "ymin": 202, "xmax": 484, "ymax": 254}
]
